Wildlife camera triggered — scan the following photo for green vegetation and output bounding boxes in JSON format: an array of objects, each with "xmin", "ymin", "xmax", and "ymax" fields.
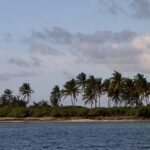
[{"xmin": 0, "ymin": 71, "xmax": 150, "ymax": 118}]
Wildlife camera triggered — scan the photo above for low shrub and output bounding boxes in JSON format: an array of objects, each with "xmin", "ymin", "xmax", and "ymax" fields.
[
  {"xmin": 9, "ymin": 107, "xmax": 29, "ymax": 118},
  {"xmin": 0, "ymin": 106, "xmax": 11, "ymax": 117},
  {"xmin": 29, "ymin": 106, "xmax": 51, "ymax": 117}
]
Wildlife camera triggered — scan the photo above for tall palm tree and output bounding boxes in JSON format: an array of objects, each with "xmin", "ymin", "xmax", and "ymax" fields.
[
  {"xmin": 145, "ymin": 82, "xmax": 150, "ymax": 105},
  {"xmin": 134, "ymin": 73, "xmax": 147, "ymax": 106},
  {"xmin": 19, "ymin": 83, "xmax": 34, "ymax": 104},
  {"xmin": 110, "ymin": 71, "xmax": 123, "ymax": 107},
  {"xmin": 121, "ymin": 78, "xmax": 135, "ymax": 107},
  {"xmin": 63, "ymin": 79, "xmax": 80, "ymax": 106},
  {"xmin": 83, "ymin": 75, "xmax": 97, "ymax": 107},
  {"xmin": 95, "ymin": 78, "xmax": 103, "ymax": 107},
  {"xmin": 83, "ymin": 87, "xmax": 96, "ymax": 108},
  {"xmin": 103, "ymin": 78, "xmax": 112, "ymax": 107},
  {"xmin": 50, "ymin": 85, "xmax": 61, "ymax": 107}
]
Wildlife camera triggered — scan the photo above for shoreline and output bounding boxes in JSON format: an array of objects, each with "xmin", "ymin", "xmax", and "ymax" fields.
[{"xmin": 0, "ymin": 117, "xmax": 150, "ymax": 123}]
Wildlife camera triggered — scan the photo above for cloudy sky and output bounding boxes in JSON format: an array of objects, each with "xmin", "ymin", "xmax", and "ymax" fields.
[{"xmin": 1, "ymin": 0, "xmax": 150, "ymax": 105}]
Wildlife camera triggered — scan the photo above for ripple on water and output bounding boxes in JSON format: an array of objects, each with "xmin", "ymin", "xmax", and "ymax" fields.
[{"xmin": 0, "ymin": 122, "xmax": 150, "ymax": 150}]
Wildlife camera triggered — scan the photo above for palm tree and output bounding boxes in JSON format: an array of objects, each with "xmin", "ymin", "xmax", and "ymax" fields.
[
  {"xmin": 145, "ymin": 82, "xmax": 150, "ymax": 105},
  {"xmin": 19, "ymin": 83, "xmax": 34, "ymax": 104},
  {"xmin": 103, "ymin": 78, "xmax": 111, "ymax": 107},
  {"xmin": 83, "ymin": 75, "xmax": 97, "ymax": 107},
  {"xmin": 121, "ymin": 78, "xmax": 135, "ymax": 107},
  {"xmin": 50, "ymin": 85, "xmax": 61, "ymax": 107},
  {"xmin": 110, "ymin": 71, "xmax": 123, "ymax": 107},
  {"xmin": 4, "ymin": 89, "xmax": 13, "ymax": 103},
  {"xmin": 133, "ymin": 73, "xmax": 147, "ymax": 106},
  {"xmin": 83, "ymin": 83, "xmax": 96, "ymax": 108},
  {"xmin": 76, "ymin": 72, "xmax": 87, "ymax": 90},
  {"xmin": 95, "ymin": 78, "xmax": 103, "ymax": 107},
  {"xmin": 63, "ymin": 79, "xmax": 80, "ymax": 106},
  {"xmin": 0, "ymin": 89, "xmax": 13, "ymax": 106}
]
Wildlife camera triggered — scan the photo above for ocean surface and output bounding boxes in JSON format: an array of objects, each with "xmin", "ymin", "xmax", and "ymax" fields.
[{"xmin": 0, "ymin": 122, "xmax": 150, "ymax": 150}]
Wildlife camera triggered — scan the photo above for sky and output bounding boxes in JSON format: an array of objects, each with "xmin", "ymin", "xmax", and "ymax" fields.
[{"xmin": 1, "ymin": 0, "xmax": 150, "ymax": 106}]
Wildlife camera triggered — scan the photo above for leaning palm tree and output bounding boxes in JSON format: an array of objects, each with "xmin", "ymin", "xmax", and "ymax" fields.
[
  {"xmin": 63, "ymin": 79, "xmax": 80, "ymax": 106},
  {"xmin": 50, "ymin": 85, "xmax": 62, "ymax": 107},
  {"xmin": 19, "ymin": 83, "xmax": 34, "ymax": 104}
]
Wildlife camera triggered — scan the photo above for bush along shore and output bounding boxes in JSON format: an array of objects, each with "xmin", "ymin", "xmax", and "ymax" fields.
[{"xmin": 0, "ymin": 71, "xmax": 150, "ymax": 120}]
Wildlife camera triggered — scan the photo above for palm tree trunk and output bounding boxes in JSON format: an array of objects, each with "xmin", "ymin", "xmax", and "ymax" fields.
[
  {"xmin": 27, "ymin": 96, "xmax": 30, "ymax": 104},
  {"xmin": 95, "ymin": 100, "xmax": 97, "ymax": 108},
  {"xmin": 108, "ymin": 99, "xmax": 110, "ymax": 108},
  {"xmin": 71, "ymin": 96, "xmax": 73, "ymax": 106},
  {"xmin": 99, "ymin": 97, "xmax": 100, "ymax": 108},
  {"xmin": 146, "ymin": 98, "xmax": 148, "ymax": 106}
]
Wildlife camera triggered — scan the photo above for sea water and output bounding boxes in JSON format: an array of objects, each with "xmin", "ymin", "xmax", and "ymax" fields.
[{"xmin": 0, "ymin": 122, "xmax": 150, "ymax": 150}]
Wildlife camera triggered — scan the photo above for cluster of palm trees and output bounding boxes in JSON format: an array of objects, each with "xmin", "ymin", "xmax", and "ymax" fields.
[
  {"xmin": 0, "ymin": 72, "xmax": 149, "ymax": 108},
  {"xmin": 0, "ymin": 83, "xmax": 34, "ymax": 106},
  {"xmin": 50, "ymin": 71, "xmax": 150, "ymax": 108}
]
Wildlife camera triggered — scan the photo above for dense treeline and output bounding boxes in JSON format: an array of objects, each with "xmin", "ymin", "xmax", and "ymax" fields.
[
  {"xmin": 0, "ymin": 71, "xmax": 150, "ymax": 118},
  {"xmin": 51, "ymin": 71, "xmax": 150, "ymax": 108}
]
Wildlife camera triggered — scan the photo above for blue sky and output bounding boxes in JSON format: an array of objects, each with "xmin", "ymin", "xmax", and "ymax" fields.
[{"xmin": 1, "ymin": 0, "xmax": 150, "ymax": 106}]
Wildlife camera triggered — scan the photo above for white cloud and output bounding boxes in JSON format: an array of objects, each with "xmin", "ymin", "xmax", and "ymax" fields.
[{"xmin": 132, "ymin": 34, "xmax": 150, "ymax": 51}]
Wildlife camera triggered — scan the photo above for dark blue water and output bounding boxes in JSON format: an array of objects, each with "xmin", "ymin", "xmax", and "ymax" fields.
[{"xmin": 0, "ymin": 122, "xmax": 150, "ymax": 150}]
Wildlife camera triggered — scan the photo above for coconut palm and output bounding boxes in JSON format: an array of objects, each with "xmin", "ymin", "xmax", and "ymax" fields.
[
  {"xmin": 95, "ymin": 78, "xmax": 103, "ymax": 107},
  {"xmin": 121, "ymin": 78, "xmax": 135, "ymax": 107},
  {"xmin": 133, "ymin": 73, "xmax": 147, "ymax": 106},
  {"xmin": 63, "ymin": 79, "xmax": 80, "ymax": 106},
  {"xmin": 83, "ymin": 83, "xmax": 97, "ymax": 108},
  {"xmin": 19, "ymin": 83, "xmax": 34, "ymax": 104},
  {"xmin": 50, "ymin": 85, "xmax": 61, "ymax": 107},
  {"xmin": 4, "ymin": 89, "xmax": 13, "ymax": 103},
  {"xmin": 83, "ymin": 75, "xmax": 97, "ymax": 107},
  {"xmin": 76, "ymin": 72, "xmax": 87, "ymax": 90},
  {"xmin": 145, "ymin": 82, "xmax": 150, "ymax": 105},
  {"xmin": 0, "ymin": 89, "xmax": 13, "ymax": 106},
  {"xmin": 103, "ymin": 78, "xmax": 112, "ymax": 107},
  {"xmin": 110, "ymin": 71, "xmax": 123, "ymax": 107}
]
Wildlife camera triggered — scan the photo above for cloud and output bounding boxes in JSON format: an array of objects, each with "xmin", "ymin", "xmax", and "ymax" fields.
[
  {"xmin": 8, "ymin": 56, "xmax": 42, "ymax": 67},
  {"xmin": 28, "ymin": 27, "xmax": 73, "ymax": 44},
  {"xmin": 99, "ymin": 0, "xmax": 150, "ymax": 19},
  {"xmin": 30, "ymin": 43, "xmax": 63, "ymax": 56},
  {"xmin": 130, "ymin": 0, "xmax": 150, "ymax": 19},
  {"xmin": 132, "ymin": 33, "xmax": 150, "ymax": 51},
  {"xmin": 99, "ymin": 0, "xmax": 128, "ymax": 15},
  {"xmin": 28, "ymin": 27, "xmax": 137, "ymax": 45},
  {"xmin": 23, "ymin": 26, "xmax": 150, "ymax": 73},
  {"xmin": 131, "ymin": 34, "xmax": 150, "ymax": 72},
  {"xmin": 0, "ymin": 71, "xmax": 39, "ymax": 81}
]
